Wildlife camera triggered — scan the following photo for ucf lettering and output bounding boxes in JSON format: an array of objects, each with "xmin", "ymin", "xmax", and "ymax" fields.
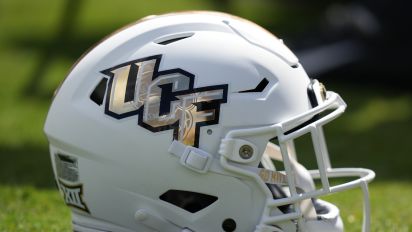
[{"xmin": 101, "ymin": 55, "xmax": 228, "ymax": 147}]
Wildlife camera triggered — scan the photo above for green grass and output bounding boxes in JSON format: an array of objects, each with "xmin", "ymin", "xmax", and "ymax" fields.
[
  {"xmin": 0, "ymin": 186, "xmax": 70, "ymax": 232},
  {"xmin": 324, "ymin": 182, "xmax": 412, "ymax": 232},
  {"xmin": 1, "ymin": 0, "xmax": 412, "ymax": 231}
]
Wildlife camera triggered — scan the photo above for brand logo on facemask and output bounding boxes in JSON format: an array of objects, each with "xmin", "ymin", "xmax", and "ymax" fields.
[
  {"xmin": 58, "ymin": 180, "xmax": 90, "ymax": 213},
  {"xmin": 101, "ymin": 55, "xmax": 228, "ymax": 147}
]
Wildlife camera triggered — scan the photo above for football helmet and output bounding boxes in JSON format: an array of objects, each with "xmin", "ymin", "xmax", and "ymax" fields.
[{"xmin": 44, "ymin": 11, "xmax": 375, "ymax": 232}]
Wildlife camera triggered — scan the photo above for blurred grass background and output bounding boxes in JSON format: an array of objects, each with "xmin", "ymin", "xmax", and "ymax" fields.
[{"xmin": 0, "ymin": 0, "xmax": 411, "ymax": 231}]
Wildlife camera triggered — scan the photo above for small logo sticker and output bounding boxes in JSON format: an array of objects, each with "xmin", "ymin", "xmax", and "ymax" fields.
[
  {"xmin": 54, "ymin": 153, "xmax": 90, "ymax": 213},
  {"xmin": 58, "ymin": 179, "xmax": 90, "ymax": 213},
  {"xmin": 55, "ymin": 153, "xmax": 79, "ymax": 182}
]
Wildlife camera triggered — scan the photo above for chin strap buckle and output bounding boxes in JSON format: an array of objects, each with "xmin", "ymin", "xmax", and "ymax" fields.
[{"xmin": 168, "ymin": 140, "xmax": 213, "ymax": 174}]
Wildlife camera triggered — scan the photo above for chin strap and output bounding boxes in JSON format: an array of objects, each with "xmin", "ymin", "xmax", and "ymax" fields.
[
  {"xmin": 168, "ymin": 140, "xmax": 214, "ymax": 174},
  {"xmin": 168, "ymin": 140, "xmax": 291, "ymax": 187}
]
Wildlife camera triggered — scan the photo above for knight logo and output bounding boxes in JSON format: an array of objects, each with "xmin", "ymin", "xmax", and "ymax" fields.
[
  {"xmin": 58, "ymin": 180, "xmax": 90, "ymax": 213},
  {"xmin": 101, "ymin": 55, "xmax": 228, "ymax": 147}
]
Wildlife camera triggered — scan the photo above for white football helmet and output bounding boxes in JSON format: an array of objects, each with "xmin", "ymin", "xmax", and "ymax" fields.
[{"xmin": 44, "ymin": 11, "xmax": 375, "ymax": 232}]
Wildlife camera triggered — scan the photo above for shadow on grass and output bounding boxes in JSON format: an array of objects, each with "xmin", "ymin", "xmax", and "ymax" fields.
[
  {"xmin": 0, "ymin": 144, "xmax": 55, "ymax": 188},
  {"xmin": 327, "ymin": 119, "xmax": 412, "ymax": 181},
  {"xmin": 22, "ymin": 0, "xmax": 83, "ymax": 99}
]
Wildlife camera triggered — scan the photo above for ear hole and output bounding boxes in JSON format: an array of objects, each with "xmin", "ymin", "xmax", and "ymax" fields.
[
  {"xmin": 90, "ymin": 78, "xmax": 108, "ymax": 106},
  {"xmin": 159, "ymin": 189, "xmax": 217, "ymax": 213}
]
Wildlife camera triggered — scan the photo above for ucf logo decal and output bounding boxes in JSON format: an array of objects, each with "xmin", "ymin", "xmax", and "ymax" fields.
[{"xmin": 102, "ymin": 55, "xmax": 228, "ymax": 147}]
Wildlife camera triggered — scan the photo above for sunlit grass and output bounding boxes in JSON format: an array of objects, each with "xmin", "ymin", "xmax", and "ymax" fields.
[
  {"xmin": 323, "ymin": 182, "xmax": 412, "ymax": 232},
  {"xmin": 0, "ymin": 185, "xmax": 70, "ymax": 232},
  {"xmin": 343, "ymin": 96, "xmax": 412, "ymax": 133}
]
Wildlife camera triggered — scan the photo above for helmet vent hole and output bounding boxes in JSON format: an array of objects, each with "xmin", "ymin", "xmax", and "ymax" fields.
[
  {"xmin": 155, "ymin": 33, "xmax": 194, "ymax": 45},
  {"xmin": 238, "ymin": 78, "xmax": 269, "ymax": 93},
  {"xmin": 90, "ymin": 78, "xmax": 108, "ymax": 106},
  {"xmin": 159, "ymin": 190, "xmax": 217, "ymax": 213}
]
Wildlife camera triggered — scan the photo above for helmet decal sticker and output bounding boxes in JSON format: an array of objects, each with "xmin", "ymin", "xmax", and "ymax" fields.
[
  {"xmin": 55, "ymin": 154, "xmax": 79, "ymax": 182},
  {"xmin": 101, "ymin": 55, "xmax": 228, "ymax": 147},
  {"xmin": 54, "ymin": 154, "xmax": 90, "ymax": 213},
  {"xmin": 58, "ymin": 180, "xmax": 90, "ymax": 213}
]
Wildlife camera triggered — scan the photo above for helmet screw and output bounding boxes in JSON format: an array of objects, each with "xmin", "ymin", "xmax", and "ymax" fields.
[
  {"xmin": 239, "ymin": 145, "xmax": 253, "ymax": 159},
  {"xmin": 222, "ymin": 218, "xmax": 236, "ymax": 232}
]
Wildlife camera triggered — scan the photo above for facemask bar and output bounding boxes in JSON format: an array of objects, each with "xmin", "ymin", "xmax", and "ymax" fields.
[{"xmin": 219, "ymin": 91, "xmax": 375, "ymax": 232}]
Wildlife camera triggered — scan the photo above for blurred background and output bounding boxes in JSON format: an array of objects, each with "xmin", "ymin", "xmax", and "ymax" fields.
[{"xmin": 0, "ymin": 0, "xmax": 411, "ymax": 231}]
